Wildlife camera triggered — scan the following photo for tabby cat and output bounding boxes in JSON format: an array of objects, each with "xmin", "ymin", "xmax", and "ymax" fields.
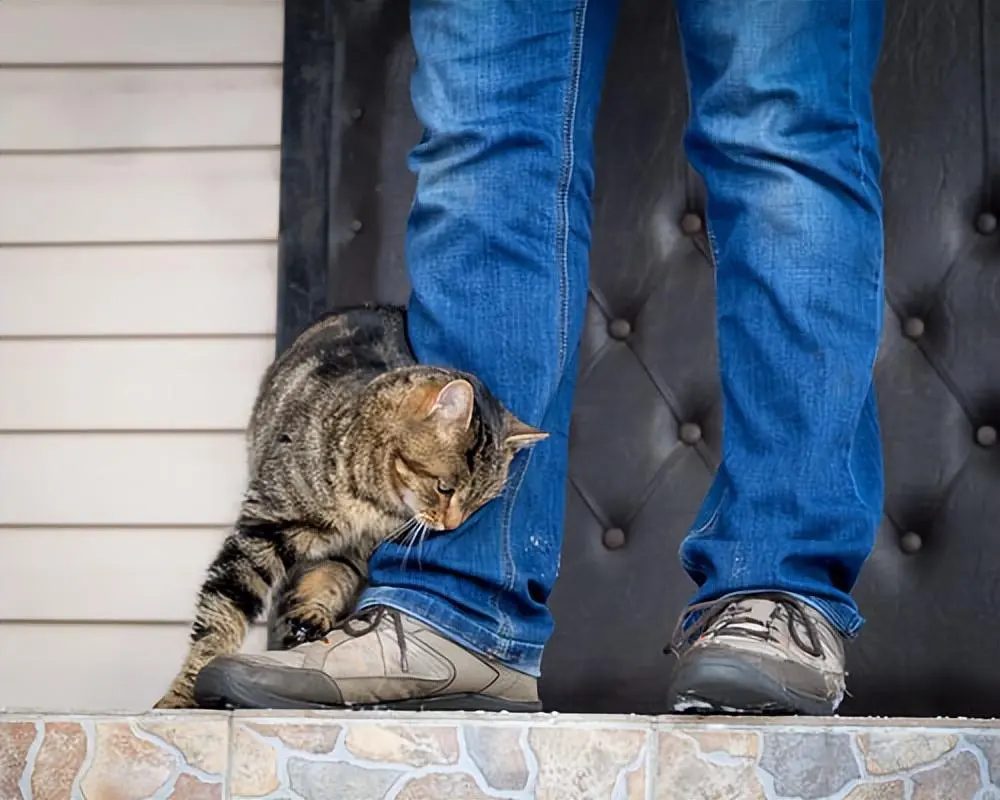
[{"xmin": 154, "ymin": 305, "xmax": 546, "ymax": 709}]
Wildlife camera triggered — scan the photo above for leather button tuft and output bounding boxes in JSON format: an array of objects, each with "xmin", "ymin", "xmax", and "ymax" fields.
[
  {"xmin": 679, "ymin": 422, "xmax": 702, "ymax": 445},
  {"xmin": 899, "ymin": 531, "xmax": 923, "ymax": 554},
  {"xmin": 902, "ymin": 317, "xmax": 925, "ymax": 340},
  {"xmin": 350, "ymin": 106, "xmax": 364, "ymax": 121},
  {"xmin": 681, "ymin": 213, "xmax": 703, "ymax": 235},
  {"xmin": 602, "ymin": 527, "xmax": 626, "ymax": 550},
  {"xmin": 608, "ymin": 318, "xmax": 632, "ymax": 340},
  {"xmin": 349, "ymin": 219, "xmax": 364, "ymax": 233},
  {"xmin": 976, "ymin": 425, "xmax": 998, "ymax": 448},
  {"xmin": 976, "ymin": 212, "xmax": 997, "ymax": 235}
]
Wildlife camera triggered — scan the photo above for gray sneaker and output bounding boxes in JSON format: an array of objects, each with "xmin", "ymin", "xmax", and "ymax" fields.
[
  {"xmin": 193, "ymin": 606, "xmax": 541, "ymax": 713},
  {"xmin": 665, "ymin": 593, "xmax": 846, "ymax": 715}
]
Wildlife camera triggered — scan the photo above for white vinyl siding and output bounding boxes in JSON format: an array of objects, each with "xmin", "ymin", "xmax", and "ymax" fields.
[{"xmin": 0, "ymin": 0, "xmax": 283, "ymax": 711}]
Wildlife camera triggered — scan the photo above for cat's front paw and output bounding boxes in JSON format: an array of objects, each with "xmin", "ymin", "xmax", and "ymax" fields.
[{"xmin": 272, "ymin": 606, "xmax": 335, "ymax": 650}]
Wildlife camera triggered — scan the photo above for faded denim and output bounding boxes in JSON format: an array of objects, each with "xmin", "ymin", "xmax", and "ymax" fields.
[{"xmin": 358, "ymin": 0, "xmax": 886, "ymax": 674}]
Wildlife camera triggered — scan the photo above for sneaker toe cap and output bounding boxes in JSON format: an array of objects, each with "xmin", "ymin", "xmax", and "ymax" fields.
[
  {"xmin": 668, "ymin": 644, "xmax": 843, "ymax": 715},
  {"xmin": 194, "ymin": 655, "xmax": 344, "ymax": 709}
]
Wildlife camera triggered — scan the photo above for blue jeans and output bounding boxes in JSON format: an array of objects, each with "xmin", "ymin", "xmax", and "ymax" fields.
[{"xmin": 358, "ymin": 0, "xmax": 886, "ymax": 675}]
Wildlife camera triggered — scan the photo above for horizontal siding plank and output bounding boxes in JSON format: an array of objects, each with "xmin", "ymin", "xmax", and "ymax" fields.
[
  {"xmin": 0, "ymin": 244, "xmax": 278, "ymax": 337},
  {"xmin": 0, "ymin": 433, "xmax": 246, "ymax": 525},
  {"xmin": 0, "ymin": 624, "xmax": 267, "ymax": 712},
  {"xmin": 0, "ymin": 151, "xmax": 279, "ymax": 244},
  {"xmin": 0, "ymin": 0, "xmax": 286, "ymax": 717},
  {"xmin": 0, "ymin": 67, "xmax": 282, "ymax": 151},
  {"xmin": 0, "ymin": 1, "xmax": 283, "ymax": 66},
  {"xmin": 0, "ymin": 338, "xmax": 272, "ymax": 430},
  {"xmin": 0, "ymin": 528, "xmax": 226, "ymax": 622}
]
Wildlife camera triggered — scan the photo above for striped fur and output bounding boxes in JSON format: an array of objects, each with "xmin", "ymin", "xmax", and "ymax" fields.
[{"xmin": 154, "ymin": 305, "xmax": 546, "ymax": 708}]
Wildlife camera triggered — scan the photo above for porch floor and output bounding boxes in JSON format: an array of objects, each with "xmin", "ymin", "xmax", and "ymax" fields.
[{"xmin": 2, "ymin": 709, "xmax": 999, "ymax": 799}]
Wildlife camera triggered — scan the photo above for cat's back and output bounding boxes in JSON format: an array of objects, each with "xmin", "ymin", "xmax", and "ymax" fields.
[
  {"xmin": 282, "ymin": 304, "xmax": 413, "ymax": 375},
  {"xmin": 249, "ymin": 304, "xmax": 414, "ymax": 448}
]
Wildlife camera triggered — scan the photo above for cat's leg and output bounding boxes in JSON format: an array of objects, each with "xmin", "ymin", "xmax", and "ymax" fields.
[
  {"xmin": 268, "ymin": 555, "xmax": 367, "ymax": 650},
  {"xmin": 154, "ymin": 517, "xmax": 288, "ymax": 708}
]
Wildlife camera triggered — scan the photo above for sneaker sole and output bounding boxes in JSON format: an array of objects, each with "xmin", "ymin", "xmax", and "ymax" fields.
[
  {"xmin": 193, "ymin": 663, "xmax": 542, "ymax": 714},
  {"xmin": 666, "ymin": 653, "xmax": 839, "ymax": 716}
]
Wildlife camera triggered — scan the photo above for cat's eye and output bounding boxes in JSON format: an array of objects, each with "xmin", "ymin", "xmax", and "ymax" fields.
[{"xmin": 436, "ymin": 480, "xmax": 455, "ymax": 496}]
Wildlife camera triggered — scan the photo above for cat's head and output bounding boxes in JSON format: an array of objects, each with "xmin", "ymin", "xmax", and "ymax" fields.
[{"xmin": 389, "ymin": 372, "xmax": 547, "ymax": 531}]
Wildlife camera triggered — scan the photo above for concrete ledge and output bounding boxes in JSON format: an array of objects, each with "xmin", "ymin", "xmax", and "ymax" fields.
[{"xmin": 2, "ymin": 711, "xmax": 999, "ymax": 799}]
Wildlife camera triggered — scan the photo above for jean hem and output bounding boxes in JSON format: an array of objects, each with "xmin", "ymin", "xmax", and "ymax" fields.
[
  {"xmin": 357, "ymin": 586, "xmax": 544, "ymax": 677},
  {"xmin": 804, "ymin": 595, "xmax": 865, "ymax": 639}
]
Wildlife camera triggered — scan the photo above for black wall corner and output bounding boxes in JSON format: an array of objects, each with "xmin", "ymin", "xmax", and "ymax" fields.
[{"xmin": 275, "ymin": 0, "xmax": 339, "ymax": 355}]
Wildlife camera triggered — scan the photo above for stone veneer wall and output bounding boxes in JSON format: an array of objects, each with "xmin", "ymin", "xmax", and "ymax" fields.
[{"xmin": 1, "ymin": 711, "xmax": 999, "ymax": 799}]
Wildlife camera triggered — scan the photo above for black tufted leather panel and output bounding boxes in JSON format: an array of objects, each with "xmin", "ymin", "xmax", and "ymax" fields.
[{"xmin": 277, "ymin": 0, "xmax": 1000, "ymax": 717}]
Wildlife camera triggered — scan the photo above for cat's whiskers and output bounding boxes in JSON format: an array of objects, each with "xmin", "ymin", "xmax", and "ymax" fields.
[
  {"xmin": 415, "ymin": 521, "xmax": 430, "ymax": 571},
  {"xmin": 396, "ymin": 516, "xmax": 422, "ymax": 571},
  {"xmin": 391, "ymin": 516, "xmax": 419, "ymax": 541},
  {"xmin": 400, "ymin": 518, "xmax": 431, "ymax": 572}
]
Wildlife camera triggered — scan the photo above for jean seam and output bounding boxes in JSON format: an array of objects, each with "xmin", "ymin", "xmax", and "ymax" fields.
[
  {"xmin": 847, "ymin": 0, "xmax": 861, "ymax": 185},
  {"xmin": 844, "ymin": 0, "xmax": 883, "ymax": 515},
  {"xmin": 491, "ymin": 0, "xmax": 590, "ymax": 646},
  {"xmin": 702, "ymin": 215, "xmax": 734, "ymax": 468},
  {"xmin": 555, "ymin": 0, "xmax": 589, "ymax": 376},
  {"xmin": 689, "ymin": 486, "xmax": 727, "ymax": 537}
]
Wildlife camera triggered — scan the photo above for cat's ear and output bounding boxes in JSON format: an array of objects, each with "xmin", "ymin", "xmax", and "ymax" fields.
[
  {"xmin": 425, "ymin": 379, "xmax": 475, "ymax": 431},
  {"xmin": 504, "ymin": 413, "xmax": 549, "ymax": 450}
]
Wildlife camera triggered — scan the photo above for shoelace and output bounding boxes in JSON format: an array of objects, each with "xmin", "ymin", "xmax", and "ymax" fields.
[
  {"xmin": 338, "ymin": 606, "xmax": 410, "ymax": 673},
  {"xmin": 665, "ymin": 593, "xmax": 824, "ymax": 659}
]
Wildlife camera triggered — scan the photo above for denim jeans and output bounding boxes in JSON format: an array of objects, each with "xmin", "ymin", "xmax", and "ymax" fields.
[{"xmin": 358, "ymin": 0, "xmax": 886, "ymax": 676}]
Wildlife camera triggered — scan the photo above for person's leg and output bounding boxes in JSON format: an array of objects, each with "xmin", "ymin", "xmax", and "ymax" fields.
[
  {"xmin": 666, "ymin": 0, "xmax": 885, "ymax": 715},
  {"xmin": 192, "ymin": 0, "xmax": 619, "ymax": 711},
  {"xmin": 359, "ymin": 0, "xmax": 619, "ymax": 674}
]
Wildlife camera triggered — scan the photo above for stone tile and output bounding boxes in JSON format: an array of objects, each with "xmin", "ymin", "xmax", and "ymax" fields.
[
  {"xmin": 858, "ymin": 732, "xmax": 958, "ymax": 775},
  {"xmin": 0, "ymin": 722, "xmax": 38, "ymax": 800},
  {"xmin": 657, "ymin": 731, "xmax": 765, "ymax": 800},
  {"xmin": 80, "ymin": 722, "xmax": 178, "ymax": 800},
  {"xmin": 244, "ymin": 720, "xmax": 341, "ymax": 754},
  {"xmin": 463, "ymin": 724, "xmax": 529, "ymax": 791},
  {"xmin": 169, "ymin": 773, "xmax": 224, "ymax": 800},
  {"xmin": 230, "ymin": 725, "xmax": 280, "ymax": 798},
  {"xmin": 141, "ymin": 719, "xmax": 228, "ymax": 776},
  {"xmin": 625, "ymin": 761, "xmax": 647, "ymax": 800},
  {"xmin": 395, "ymin": 772, "xmax": 494, "ymax": 799},
  {"xmin": 530, "ymin": 726, "xmax": 646, "ymax": 800},
  {"xmin": 760, "ymin": 731, "xmax": 861, "ymax": 800},
  {"xmin": 8, "ymin": 712, "xmax": 1000, "ymax": 800},
  {"xmin": 911, "ymin": 752, "xmax": 982, "ymax": 800},
  {"xmin": 967, "ymin": 733, "xmax": 1000, "ymax": 784},
  {"xmin": 287, "ymin": 758, "xmax": 403, "ymax": 800},
  {"xmin": 843, "ymin": 782, "xmax": 907, "ymax": 800},
  {"xmin": 688, "ymin": 730, "xmax": 759, "ymax": 759},
  {"xmin": 31, "ymin": 722, "xmax": 87, "ymax": 800},
  {"xmin": 345, "ymin": 723, "xmax": 460, "ymax": 767}
]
